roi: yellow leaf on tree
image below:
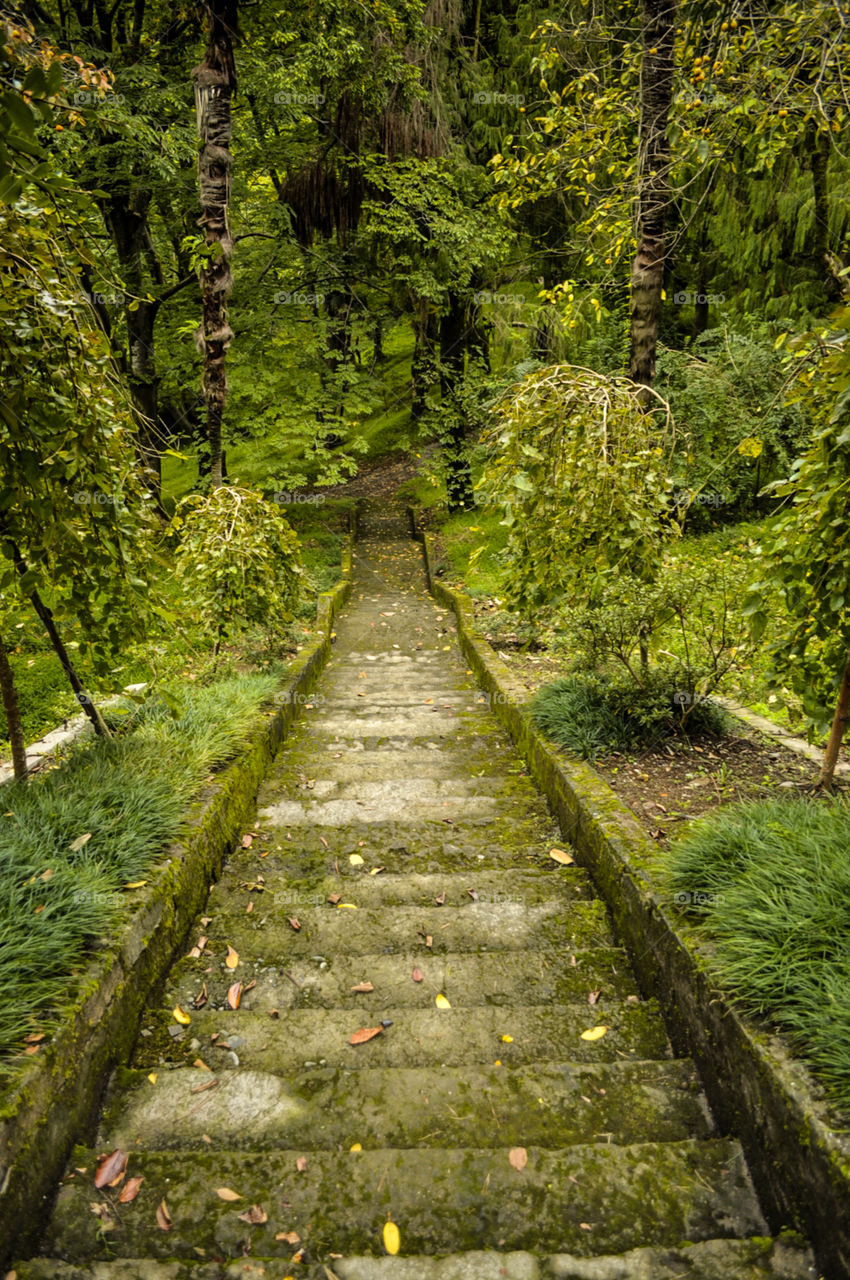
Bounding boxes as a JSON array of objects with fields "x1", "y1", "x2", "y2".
[
  {"x1": 383, "y1": 1219, "x2": 401, "y2": 1255},
  {"x1": 580, "y1": 1026, "x2": 609, "y2": 1041}
]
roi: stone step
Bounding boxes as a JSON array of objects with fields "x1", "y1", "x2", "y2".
[
  {"x1": 133, "y1": 1001, "x2": 669, "y2": 1072},
  {"x1": 165, "y1": 945, "x2": 626, "y2": 1015},
  {"x1": 256, "y1": 776, "x2": 533, "y2": 806},
  {"x1": 43, "y1": 1139, "x2": 765, "y2": 1261},
  {"x1": 268, "y1": 750, "x2": 518, "y2": 783},
  {"x1": 11, "y1": 1235, "x2": 818, "y2": 1280},
  {"x1": 174, "y1": 899, "x2": 615, "y2": 961},
  {"x1": 101, "y1": 1058, "x2": 711, "y2": 1152},
  {"x1": 208, "y1": 869, "x2": 592, "y2": 913}
]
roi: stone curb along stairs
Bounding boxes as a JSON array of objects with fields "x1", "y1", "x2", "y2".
[
  {"x1": 413, "y1": 519, "x2": 848, "y2": 1280},
  {"x1": 0, "y1": 537, "x2": 353, "y2": 1269}
]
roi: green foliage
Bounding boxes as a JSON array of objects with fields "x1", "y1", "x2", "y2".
[
  {"x1": 172, "y1": 487, "x2": 304, "y2": 649},
  {"x1": 478, "y1": 365, "x2": 679, "y2": 612},
  {"x1": 0, "y1": 672, "x2": 277, "y2": 1070},
  {"x1": 530, "y1": 670, "x2": 731, "y2": 760},
  {"x1": 664, "y1": 796, "x2": 850, "y2": 1117}
]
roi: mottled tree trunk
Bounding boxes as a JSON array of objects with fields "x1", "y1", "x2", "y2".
[
  {"x1": 808, "y1": 124, "x2": 843, "y2": 304},
  {"x1": 0, "y1": 632, "x2": 27, "y2": 780},
  {"x1": 440, "y1": 291, "x2": 474, "y2": 513},
  {"x1": 193, "y1": 0, "x2": 238, "y2": 489},
  {"x1": 819, "y1": 650, "x2": 850, "y2": 790},
  {"x1": 629, "y1": 0, "x2": 675, "y2": 397}
]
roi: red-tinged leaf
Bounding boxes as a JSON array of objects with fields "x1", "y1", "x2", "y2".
[
  {"x1": 327, "y1": 893, "x2": 342, "y2": 905},
  {"x1": 509, "y1": 1147, "x2": 528, "y2": 1171},
  {"x1": 241, "y1": 834, "x2": 253, "y2": 848},
  {"x1": 288, "y1": 917, "x2": 301, "y2": 931},
  {"x1": 94, "y1": 1149, "x2": 127, "y2": 1189},
  {"x1": 118, "y1": 1176, "x2": 145, "y2": 1204},
  {"x1": 193, "y1": 983, "x2": 208, "y2": 1010},
  {"x1": 411, "y1": 967, "x2": 424, "y2": 983},
  {"x1": 350, "y1": 981, "x2": 375, "y2": 993},
  {"x1": 23, "y1": 1032, "x2": 45, "y2": 1044},
  {"x1": 296, "y1": 1155, "x2": 309, "y2": 1172},
  {"x1": 588, "y1": 989, "x2": 602, "y2": 1005},
  {"x1": 275, "y1": 1230, "x2": 301, "y2": 1244},
  {"x1": 227, "y1": 982, "x2": 243, "y2": 1011},
  {"x1": 156, "y1": 1199, "x2": 172, "y2": 1231},
  {"x1": 215, "y1": 1187, "x2": 242, "y2": 1201},
  {"x1": 237, "y1": 1204, "x2": 268, "y2": 1225},
  {"x1": 348, "y1": 1026, "x2": 383, "y2": 1045}
]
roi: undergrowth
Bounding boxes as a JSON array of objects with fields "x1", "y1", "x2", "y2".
[{"x1": 0, "y1": 673, "x2": 276, "y2": 1073}]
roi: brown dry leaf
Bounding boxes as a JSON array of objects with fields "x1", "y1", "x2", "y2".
[
  {"x1": 237, "y1": 1204, "x2": 268, "y2": 1225},
  {"x1": 23, "y1": 1033, "x2": 45, "y2": 1044},
  {"x1": 188, "y1": 935, "x2": 208, "y2": 959},
  {"x1": 288, "y1": 916, "x2": 302, "y2": 932},
  {"x1": 275, "y1": 1230, "x2": 301, "y2": 1245},
  {"x1": 327, "y1": 893, "x2": 342, "y2": 905},
  {"x1": 69, "y1": 832, "x2": 92, "y2": 852},
  {"x1": 411, "y1": 967, "x2": 424, "y2": 983},
  {"x1": 549, "y1": 849, "x2": 575, "y2": 866},
  {"x1": 201, "y1": 916, "x2": 212, "y2": 927},
  {"x1": 156, "y1": 1199, "x2": 172, "y2": 1231},
  {"x1": 241, "y1": 833, "x2": 253, "y2": 848},
  {"x1": 190, "y1": 1078, "x2": 219, "y2": 1094},
  {"x1": 319, "y1": 836, "x2": 329, "y2": 848},
  {"x1": 434, "y1": 892, "x2": 446, "y2": 906},
  {"x1": 225, "y1": 946, "x2": 239, "y2": 970},
  {"x1": 193, "y1": 1058, "x2": 212, "y2": 1071},
  {"x1": 246, "y1": 901, "x2": 253, "y2": 914},
  {"x1": 508, "y1": 1147, "x2": 528, "y2": 1171},
  {"x1": 24, "y1": 1044, "x2": 41, "y2": 1055},
  {"x1": 350, "y1": 981, "x2": 375, "y2": 993},
  {"x1": 243, "y1": 979, "x2": 257, "y2": 993},
  {"x1": 580, "y1": 1222, "x2": 592, "y2": 1230},
  {"x1": 268, "y1": 1008, "x2": 280, "y2": 1019},
  {"x1": 467, "y1": 888, "x2": 479, "y2": 901},
  {"x1": 40, "y1": 868, "x2": 54, "y2": 880},
  {"x1": 94, "y1": 1149, "x2": 127, "y2": 1189},
  {"x1": 193, "y1": 983, "x2": 209, "y2": 1010},
  {"x1": 425, "y1": 935, "x2": 433, "y2": 949},
  {"x1": 588, "y1": 989, "x2": 602, "y2": 1006},
  {"x1": 348, "y1": 1026, "x2": 383, "y2": 1045},
  {"x1": 227, "y1": 982, "x2": 243, "y2": 1011},
  {"x1": 296, "y1": 1155, "x2": 308, "y2": 1172},
  {"x1": 215, "y1": 1187, "x2": 242, "y2": 1201},
  {"x1": 118, "y1": 1175, "x2": 145, "y2": 1204}
]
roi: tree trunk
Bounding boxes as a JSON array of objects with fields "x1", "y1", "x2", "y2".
[
  {"x1": 628, "y1": 0, "x2": 675, "y2": 397},
  {"x1": 440, "y1": 291, "x2": 474, "y2": 513},
  {"x1": 819, "y1": 649, "x2": 850, "y2": 790},
  {"x1": 411, "y1": 303, "x2": 439, "y2": 419},
  {"x1": 808, "y1": 124, "x2": 843, "y2": 304},
  {"x1": 193, "y1": 0, "x2": 238, "y2": 490},
  {"x1": 0, "y1": 632, "x2": 28, "y2": 780}
]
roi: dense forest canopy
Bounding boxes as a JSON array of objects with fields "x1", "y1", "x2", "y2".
[{"x1": 0, "y1": 0, "x2": 849, "y2": 779}]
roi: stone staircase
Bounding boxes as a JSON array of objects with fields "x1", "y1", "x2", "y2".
[{"x1": 13, "y1": 510, "x2": 816, "y2": 1280}]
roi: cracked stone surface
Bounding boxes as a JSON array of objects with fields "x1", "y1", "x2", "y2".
[{"x1": 14, "y1": 504, "x2": 817, "y2": 1279}]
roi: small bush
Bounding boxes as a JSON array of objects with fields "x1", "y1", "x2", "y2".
[
  {"x1": 530, "y1": 670, "x2": 730, "y2": 759},
  {"x1": 664, "y1": 796, "x2": 850, "y2": 1116}
]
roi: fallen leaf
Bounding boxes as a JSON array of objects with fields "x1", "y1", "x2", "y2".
[
  {"x1": 411, "y1": 967, "x2": 424, "y2": 983},
  {"x1": 500, "y1": 1034, "x2": 514, "y2": 1043},
  {"x1": 383, "y1": 1219, "x2": 401, "y2": 1255},
  {"x1": 276, "y1": 1230, "x2": 301, "y2": 1244},
  {"x1": 190, "y1": 1078, "x2": 219, "y2": 1094},
  {"x1": 296, "y1": 1156, "x2": 308, "y2": 1172},
  {"x1": 225, "y1": 945, "x2": 239, "y2": 969},
  {"x1": 118, "y1": 1176, "x2": 145, "y2": 1204},
  {"x1": 434, "y1": 892, "x2": 446, "y2": 906},
  {"x1": 172, "y1": 1005, "x2": 191, "y2": 1026},
  {"x1": 336, "y1": 902, "x2": 357, "y2": 909},
  {"x1": 215, "y1": 1187, "x2": 242, "y2": 1201},
  {"x1": 24, "y1": 1043, "x2": 40, "y2": 1055},
  {"x1": 288, "y1": 917, "x2": 302, "y2": 931},
  {"x1": 40, "y1": 869, "x2": 53, "y2": 881},
  {"x1": 424, "y1": 935, "x2": 433, "y2": 949},
  {"x1": 509, "y1": 1147, "x2": 528, "y2": 1171},
  {"x1": 588, "y1": 990, "x2": 602, "y2": 1006},
  {"x1": 349, "y1": 853, "x2": 364, "y2": 866},
  {"x1": 94, "y1": 1149, "x2": 127, "y2": 1189},
  {"x1": 124, "y1": 880, "x2": 147, "y2": 889},
  {"x1": 246, "y1": 901, "x2": 253, "y2": 914},
  {"x1": 156, "y1": 1199, "x2": 172, "y2": 1231},
  {"x1": 369, "y1": 866, "x2": 385, "y2": 875},
  {"x1": 580, "y1": 1222, "x2": 592, "y2": 1230},
  {"x1": 348, "y1": 1026, "x2": 383, "y2": 1045},
  {"x1": 319, "y1": 836, "x2": 329, "y2": 848},
  {"x1": 549, "y1": 849, "x2": 575, "y2": 866},
  {"x1": 193, "y1": 983, "x2": 209, "y2": 1010},
  {"x1": 237, "y1": 1204, "x2": 268, "y2": 1225},
  {"x1": 350, "y1": 981, "x2": 375, "y2": 993},
  {"x1": 69, "y1": 832, "x2": 92, "y2": 852},
  {"x1": 227, "y1": 982, "x2": 243, "y2": 1011},
  {"x1": 580, "y1": 1026, "x2": 609, "y2": 1041},
  {"x1": 269, "y1": 1008, "x2": 280, "y2": 1019},
  {"x1": 467, "y1": 888, "x2": 479, "y2": 901},
  {"x1": 23, "y1": 1032, "x2": 45, "y2": 1044},
  {"x1": 435, "y1": 993, "x2": 451, "y2": 1009},
  {"x1": 147, "y1": 1072, "x2": 158, "y2": 1084},
  {"x1": 349, "y1": 1143, "x2": 362, "y2": 1152},
  {"x1": 327, "y1": 893, "x2": 342, "y2": 904},
  {"x1": 241, "y1": 834, "x2": 253, "y2": 848}
]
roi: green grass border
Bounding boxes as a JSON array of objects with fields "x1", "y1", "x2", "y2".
[
  {"x1": 0, "y1": 538, "x2": 353, "y2": 1269},
  {"x1": 413, "y1": 516, "x2": 848, "y2": 1280}
]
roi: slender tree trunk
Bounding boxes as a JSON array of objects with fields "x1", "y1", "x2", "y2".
[
  {"x1": 629, "y1": 0, "x2": 675, "y2": 397},
  {"x1": 808, "y1": 124, "x2": 843, "y2": 304},
  {"x1": 193, "y1": 0, "x2": 238, "y2": 489},
  {"x1": 440, "y1": 291, "x2": 474, "y2": 513},
  {"x1": 411, "y1": 303, "x2": 439, "y2": 419},
  {"x1": 0, "y1": 632, "x2": 28, "y2": 780},
  {"x1": 819, "y1": 650, "x2": 850, "y2": 790}
]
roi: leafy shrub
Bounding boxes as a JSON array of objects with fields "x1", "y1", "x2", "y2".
[
  {"x1": 665, "y1": 796, "x2": 850, "y2": 1116},
  {"x1": 530, "y1": 670, "x2": 730, "y2": 759}
]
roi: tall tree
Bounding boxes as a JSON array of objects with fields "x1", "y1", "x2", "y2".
[
  {"x1": 193, "y1": 0, "x2": 239, "y2": 489},
  {"x1": 629, "y1": 0, "x2": 675, "y2": 396}
]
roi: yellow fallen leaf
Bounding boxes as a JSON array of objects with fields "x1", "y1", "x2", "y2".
[
  {"x1": 383, "y1": 1218, "x2": 401, "y2": 1255},
  {"x1": 349, "y1": 1142, "x2": 362, "y2": 1152},
  {"x1": 549, "y1": 849, "x2": 575, "y2": 866},
  {"x1": 225, "y1": 945, "x2": 239, "y2": 969},
  {"x1": 215, "y1": 1187, "x2": 242, "y2": 1201},
  {"x1": 349, "y1": 853, "x2": 365, "y2": 866},
  {"x1": 172, "y1": 1006, "x2": 191, "y2": 1026},
  {"x1": 500, "y1": 1034, "x2": 514, "y2": 1043},
  {"x1": 147, "y1": 1072, "x2": 158, "y2": 1084},
  {"x1": 336, "y1": 903, "x2": 358, "y2": 909},
  {"x1": 580, "y1": 1026, "x2": 609, "y2": 1041},
  {"x1": 124, "y1": 880, "x2": 148, "y2": 889},
  {"x1": 435, "y1": 994, "x2": 451, "y2": 1009}
]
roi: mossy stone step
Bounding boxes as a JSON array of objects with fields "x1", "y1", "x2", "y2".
[
  {"x1": 100, "y1": 1059, "x2": 711, "y2": 1152},
  {"x1": 165, "y1": 945, "x2": 631, "y2": 1014},
  {"x1": 175, "y1": 899, "x2": 615, "y2": 961},
  {"x1": 44, "y1": 1139, "x2": 764, "y2": 1262},
  {"x1": 133, "y1": 1001, "x2": 669, "y2": 1072}
]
